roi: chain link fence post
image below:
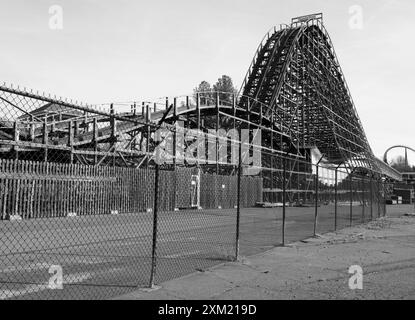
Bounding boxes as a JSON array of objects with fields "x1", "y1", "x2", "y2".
[
  {"x1": 313, "y1": 159, "x2": 324, "y2": 236},
  {"x1": 149, "y1": 164, "x2": 160, "y2": 288},
  {"x1": 361, "y1": 176, "x2": 365, "y2": 224},
  {"x1": 377, "y1": 179, "x2": 381, "y2": 218},
  {"x1": 382, "y1": 180, "x2": 386, "y2": 217},
  {"x1": 313, "y1": 164, "x2": 318, "y2": 236},
  {"x1": 350, "y1": 173, "x2": 353, "y2": 227},
  {"x1": 282, "y1": 157, "x2": 286, "y2": 246},
  {"x1": 370, "y1": 174, "x2": 373, "y2": 221},
  {"x1": 334, "y1": 166, "x2": 338, "y2": 231},
  {"x1": 235, "y1": 128, "x2": 242, "y2": 261}
]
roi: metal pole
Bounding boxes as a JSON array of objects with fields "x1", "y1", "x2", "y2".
[
  {"x1": 149, "y1": 164, "x2": 160, "y2": 288},
  {"x1": 361, "y1": 177, "x2": 365, "y2": 223},
  {"x1": 216, "y1": 92, "x2": 220, "y2": 174},
  {"x1": 383, "y1": 181, "x2": 386, "y2": 217},
  {"x1": 334, "y1": 167, "x2": 338, "y2": 231},
  {"x1": 377, "y1": 179, "x2": 381, "y2": 218},
  {"x1": 370, "y1": 174, "x2": 373, "y2": 221},
  {"x1": 312, "y1": 156, "x2": 325, "y2": 236},
  {"x1": 235, "y1": 128, "x2": 242, "y2": 261},
  {"x1": 282, "y1": 157, "x2": 286, "y2": 246},
  {"x1": 350, "y1": 173, "x2": 353, "y2": 227},
  {"x1": 145, "y1": 104, "x2": 151, "y2": 168},
  {"x1": 313, "y1": 156, "x2": 325, "y2": 236},
  {"x1": 313, "y1": 164, "x2": 319, "y2": 236}
]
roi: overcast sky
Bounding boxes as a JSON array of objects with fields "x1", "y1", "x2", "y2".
[{"x1": 0, "y1": 0, "x2": 414, "y2": 161}]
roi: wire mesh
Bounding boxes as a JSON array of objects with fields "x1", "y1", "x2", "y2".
[
  {"x1": 0, "y1": 84, "x2": 396, "y2": 300},
  {"x1": 154, "y1": 168, "x2": 240, "y2": 283},
  {"x1": 316, "y1": 166, "x2": 336, "y2": 235},
  {"x1": 284, "y1": 167, "x2": 316, "y2": 244},
  {"x1": 0, "y1": 87, "x2": 158, "y2": 299}
]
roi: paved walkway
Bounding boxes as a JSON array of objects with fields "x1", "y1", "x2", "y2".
[{"x1": 115, "y1": 212, "x2": 415, "y2": 300}]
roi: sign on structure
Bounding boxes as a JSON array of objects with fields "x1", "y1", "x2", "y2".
[{"x1": 292, "y1": 13, "x2": 323, "y2": 24}]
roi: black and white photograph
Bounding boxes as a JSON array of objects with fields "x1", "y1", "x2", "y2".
[{"x1": 0, "y1": 0, "x2": 414, "y2": 309}]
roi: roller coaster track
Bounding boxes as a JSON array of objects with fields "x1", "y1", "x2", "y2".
[
  {"x1": 384, "y1": 145, "x2": 415, "y2": 167},
  {"x1": 0, "y1": 14, "x2": 401, "y2": 181}
]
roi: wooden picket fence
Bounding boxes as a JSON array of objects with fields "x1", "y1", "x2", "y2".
[{"x1": 0, "y1": 159, "x2": 263, "y2": 220}]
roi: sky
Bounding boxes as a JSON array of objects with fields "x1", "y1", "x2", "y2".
[{"x1": 0, "y1": 0, "x2": 414, "y2": 161}]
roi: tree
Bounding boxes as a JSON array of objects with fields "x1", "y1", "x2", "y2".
[
  {"x1": 194, "y1": 76, "x2": 238, "y2": 106},
  {"x1": 213, "y1": 75, "x2": 238, "y2": 104},
  {"x1": 390, "y1": 156, "x2": 415, "y2": 172},
  {"x1": 194, "y1": 81, "x2": 213, "y2": 105}
]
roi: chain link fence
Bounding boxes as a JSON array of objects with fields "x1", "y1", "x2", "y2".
[{"x1": 0, "y1": 85, "x2": 397, "y2": 300}]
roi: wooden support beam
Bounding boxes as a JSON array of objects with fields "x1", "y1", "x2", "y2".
[
  {"x1": 110, "y1": 104, "x2": 116, "y2": 167},
  {"x1": 30, "y1": 115, "x2": 35, "y2": 141},
  {"x1": 74, "y1": 120, "x2": 79, "y2": 137},
  {"x1": 13, "y1": 121, "x2": 19, "y2": 160},
  {"x1": 93, "y1": 118, "x2": 98, "y2": 164},
  {"x1": 196, "y1": 93, "x2": 201, "y2": 165},
  {"x1": 196, "y1": 93, "x2": 201, "y2": 131},
  {"x1": 68, "y1": 120, "x2": 74, "y2": 164},
  {"x1": 42, "y1": 117, "x2": 48, "y2": 162},
  {"x1": 232, "y1": 94, "x2": 236, "y2": 115},
  {"x1": 259, "y1": 103, "x2": 263, "y2": 126},
  {"x1": 173, "y1": 98, "x2": 177, "y2": 169}
]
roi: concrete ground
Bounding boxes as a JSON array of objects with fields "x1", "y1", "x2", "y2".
[{"x1": 116, "y1": 208, "x2": 415, "y2": 300}]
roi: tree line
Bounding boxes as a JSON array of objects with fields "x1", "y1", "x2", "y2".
[{"x1": 194, "y1": 75, "x2": 238, "y2": 105}]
